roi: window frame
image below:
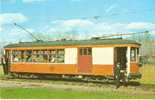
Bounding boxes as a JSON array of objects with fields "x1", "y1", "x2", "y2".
[
  {"x1": 80, "y1": 47, "x2": 92, "y2": 56},
  {"x1": 11, "y1": 49, "x2": 65, "y2": 64},
  {"x1": 130, "y1": 47, "x2": 137, "y2": 62}
]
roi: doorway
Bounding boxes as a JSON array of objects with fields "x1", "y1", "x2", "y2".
[
  {"x1": 78, "y1": 47, "x2": 92, "y2": 73},
  {"x1": 114, "y1": 47, "x2": 127, "y2": 70}
]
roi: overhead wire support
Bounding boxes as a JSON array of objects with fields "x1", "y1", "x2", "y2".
[
  {"x1": 91, "y1": 31, "x2": 149, "y2": 40},
  {"x1": 14, "y1": 23, "x2": 43, "y2": 42}
]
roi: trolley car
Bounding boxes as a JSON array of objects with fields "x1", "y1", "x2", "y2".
[{"x1": 2, "y1": 38, "x2": 142, "y2": 84}]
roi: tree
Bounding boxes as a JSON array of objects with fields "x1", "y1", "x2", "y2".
[{"x1": 128, "y1": 31, "x2": 155, "y2": 63}]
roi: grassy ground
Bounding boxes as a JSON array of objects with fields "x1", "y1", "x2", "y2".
[
  {"x1": 138, "y1": 64, "x2": 155, "y2": 85},
  {"x1": 0, "y1": 87, "x2": 155, "y2": 99},
  {"x1": 0, "y1": 64, "x2": 155, "y2": 99},
  {"x1": 0, "y1": 65, "x2": 4, "y2": 78}
]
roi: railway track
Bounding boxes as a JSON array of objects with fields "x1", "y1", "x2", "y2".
[{"x1": 0, "y1": 76, "x2": 155, "y2": 94}]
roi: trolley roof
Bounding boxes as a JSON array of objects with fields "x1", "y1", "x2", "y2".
[{"x1": 4, "y1": 38, "x2": 140, "y2": 48}]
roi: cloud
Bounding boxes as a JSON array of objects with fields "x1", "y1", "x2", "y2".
[
  {"x1": 0, "y1": 13, "x2": 33, "y2": 43},
  {"x1": 0, "y1": 27, "x2": 2, "y2": 32},
  {"x1": 8, "y1": 27, "x2": 34, "y2": 36},
  {"x1": 0, "y1": 13, "x2": 28, "y2": 25},
  {"x1": 41, "y1": 19, "x2": 155, "y2": 40},
  {"x1": 150, "y1": 31, "x2": 155, "y2": 34},
  {"x1": 39, "y1": 19, "x2": 93, "y2": 40},
  {"x1": 48, "y1": 20, "x2": 124, "y2": 35},
  {"x1": 22, "y1": 0, "x2": 47, "y2": 3},
  {"x1": 0, "y1": 26, "x2": 35, "y2": 43},
  {"x1": 48, "y1": 19, "x2": 93, "y2": 35},
  {"x1": 2, "y1": 18, "x2": 155, "y2": 43},
  {"x1": 60, "y1": 19, "x2": 93, "y2": 28},
  {"x1": 126, "y1": 22, "x2": 155, "y2": 30}
]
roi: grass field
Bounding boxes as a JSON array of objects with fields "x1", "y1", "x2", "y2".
[
  {"x1": 0, "y1": 64, "x2": 155, "y2": 99},
  {"x1": 1, "y1": 87, "x2": 155, "y2": 99},
  {"x1": 138, "y1": 64, "x2": 155, "y2": 85}
]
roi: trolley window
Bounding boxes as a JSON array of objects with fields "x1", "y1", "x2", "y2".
[
  {"x1": 11, "y1": 49, "x2": 65, "y2": 63},
  {"x1": 130, "y1": 47, "x2": 137, "y2": 61},
  {"x1": 80, "y1": 48, "x2": 92, "y2": 55},
  {"x1": 49, "y1": 49, "x2": 65, "y2": 63}
]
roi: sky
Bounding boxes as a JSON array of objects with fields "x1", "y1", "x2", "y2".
[{"x1": 0, "y1": 0, "x2": 155, "y2": 45}]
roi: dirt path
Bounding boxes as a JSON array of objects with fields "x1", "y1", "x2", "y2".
[
  {"x1": 0, "y1": 78, "x2": 155, "y2": 96},
  {"x1": 0, "y1": 79, "x2": 116, "y2": 92}
]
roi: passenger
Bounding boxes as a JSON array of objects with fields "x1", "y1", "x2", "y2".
[
  {"x1": 50, "y1": 57, "x2": 55, "y2": 63},
  {"x1": 43, "y1": 54, "x2": 48, "y2": 62},
  {"x1": 14, "y1": 57, "x2": 19, "y2": 62},
  {"x1": 36, "y1": 55, "x2": 44, "y2": 62},
  {"x1": 32, "y1": 55, "x2": 37, "y2": 62},
  {"x1": 26, "y1": 55, "x2": 32, "y2": 62}
]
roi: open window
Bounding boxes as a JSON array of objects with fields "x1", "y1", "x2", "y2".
[
  {"x1": 130, "y1": 47, "x2": 137, "y2": 62},
  {"x1": 49, "y1": 49, "x2": 65, "y2": 63},
  {"x1": 12, "y1": 50, "x2": 22, "y2": 62},
  {"x1": 32, "y1": 50, "x2": 49, "y2": 62},
  {"x1": 12, "y1": 50, "x2": 33, "y2": 62},
  {"x1": 11, "y1": 49, "x2": 65, "y2": 63}
]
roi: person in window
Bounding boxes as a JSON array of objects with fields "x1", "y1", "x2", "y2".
[
  {"x1": 50, "y1": 56, "x2": 55, "y2": 63},
  {"x1": 131, "y1": 49, "x2": 136, "y2": 61},
  {"x1": 43, "y1": 53, "x2": 48, "y2": 62},
  {"x1": 14, "y1": 56, "x2": 19, "y2": 62},
  {"x1": 26, "y1": 55, "x2": 32, "y2": 62},
  {"x1": 25, "y1": 51, "x2": 32, "y2": 62}
]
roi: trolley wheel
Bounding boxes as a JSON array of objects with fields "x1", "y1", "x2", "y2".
[{"x1": 8, "y1": 73, "x2": 16, "y2": 79}]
